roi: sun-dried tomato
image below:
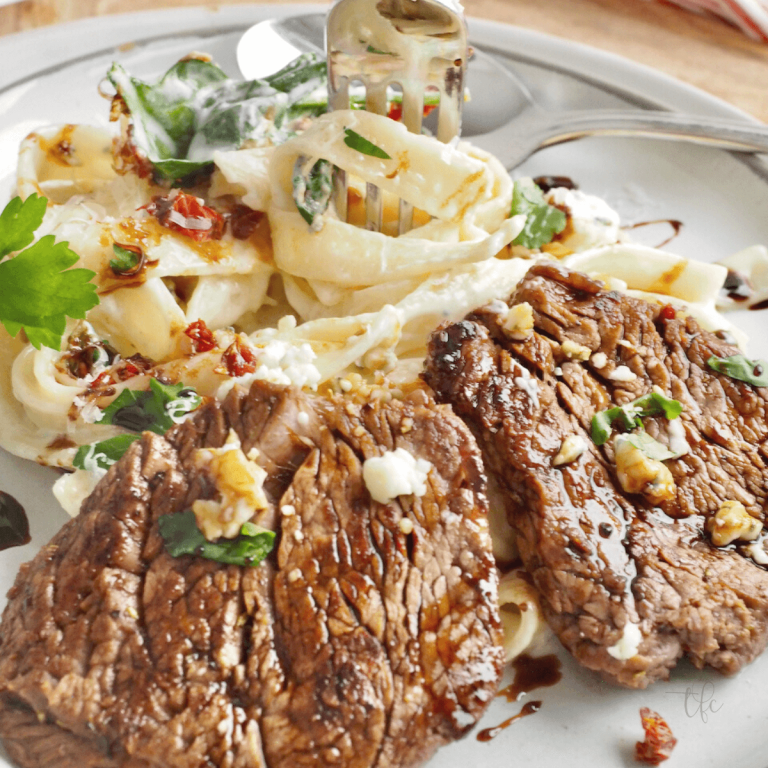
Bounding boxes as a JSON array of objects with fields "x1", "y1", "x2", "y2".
[
  {"x1": 659, "y1": 304, "x2": 677, "y2": 321},
  {"x1": 635, "y1": 708, "x2": 677, "y2": 765},
  {"x1": 229, "y1": 205, "x2": 266, "y2": 240},
  {"x1": 216, "y1": 337, "x2": 258, "y2": 378},
  {"x1": 114, "y1": 354, "x2": 155, "y2": 382},
  {"x1": 386, "y1": 102, "x2": 438, "y2": 122},
  {"x1": 144, "y1": 190, "x2": 225, "y2": 242},
  {"x1": 185, "y1": 319, "x2": 217, "y2": 354}
]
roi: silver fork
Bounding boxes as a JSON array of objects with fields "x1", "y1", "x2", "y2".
[{"x1": 326, "y1": 0, "x2": 467, "y2": 233}]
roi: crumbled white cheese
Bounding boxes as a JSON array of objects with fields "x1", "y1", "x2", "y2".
[
  {"x1": 666, "y1": 417, "x2": 689, "y2": 457},
  {"x1": 608, "y1": 365, "x2": 637, "y2": 382},
  {"x1": 744, "y1": 541, "x2": 768, "y2": 566},
  {"x1": 501, "y1": 302, "x2": 534, "y2": 341},
  {"x1": 545, "y1": 187, "x2": 621, "y2": 251},
  {"x1": 281, "y1": 504, "x2": 295, "y2": 517},
  {"x1": 513, "y1": 367, "x2": 540, "y2": 408},
  {"x1": 614, "y1": 434, "x2": 675, "y2": 503},
  {"x1": 399, "y1": 517, "x2": 414, "y2": 534},
  {"x1": 277, "y1": 314, "x2": 298, "y2": 332},
  {"x1": 561, "y1": 339, "x2": 591, "y2": 361},
  {"x1": 363, "y1": 448, "x2": 432, "y2": 504},
  {"x1": 607, "y1": 622, "x2": 642, "y2": 660},
  {"x1": 706, "y1": 500, "x2": 763, "y2": 547},
  {"x1": 591, "y1": 352, "x2": 608, "y2": 369},
  {"x1": 192, "y1": 429, "x2": 268, "y2": 540},
  {"x1": 216, "y1": 338, "x2": 321, "y2": 400},
  {"x1": 553, "y1": 435, "x2": 588, "y2": 467},
  {"x1": 554, "y1": 367, "x2": 563, "y2": 377}
]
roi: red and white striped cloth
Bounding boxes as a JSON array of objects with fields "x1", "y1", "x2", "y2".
[{"x1": 658, "y1": 0, "x2": 768, "y2": 42}]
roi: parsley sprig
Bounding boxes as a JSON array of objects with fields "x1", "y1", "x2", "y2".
[
  {"x1": 0, "y1": 195, "x2": 99, "y2": 350},
  {"x1": 510, "y1": 178, "x2": 567, "y2": 250}
]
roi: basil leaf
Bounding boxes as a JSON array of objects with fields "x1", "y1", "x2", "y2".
[
  {"x1": 343, "y1": 128, "x2": 391, "y2": 159},
  {"x1": 633, "y1": 391, "x2": 683, "y2": 421},
  {"x1": 73, "y1": 434, "x2": 141, "y2": 471},
  {"x1": 159, "y1": 510, "x2": 275, "y2": 567},
  {"x1": 292, "y1": 157, "x2": 334, "y2": 227},
  {"x1": 0, "y1": 491, "x2": 30, "y2": 551},
  {"x1": 110, "y1": 244, "x2": 141, "y2": 274},
  {"x1": 108, "y1": 53, "x2": 326, "y2": 183},
  {"x1": 98, "y1": 379, "x2": 201, "y2": 434},
  {"x1": 619, "y1": 432, "x2": 676, "y2": 461},
  {"x1": 591, "y1": 391, "x2": 683, "y2": 446},
  {"x1": 707, "y1": 354, "x2": 768, "y2": 387},
  {"x1": 591, "y1": 405, "x2": 641, "y2": 446},
  {"x1": 510, "y1": 178, "x2": 567, "y2": 250}
]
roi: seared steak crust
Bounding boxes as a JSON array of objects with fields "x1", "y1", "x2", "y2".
[
  {"x1": 0, "y1": 383, "x2": 503, "y2": 768},
  {"x1": 424, "y1": 263, "x2": 768, "y2": 688}
]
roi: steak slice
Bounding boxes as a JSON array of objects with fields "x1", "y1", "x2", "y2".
[
  {"x1": 424, "y1": 262, "x2": 768, "y2": 689},
  {"x1": 0, "y1": 382, "x2": 503, "y2": 768}
]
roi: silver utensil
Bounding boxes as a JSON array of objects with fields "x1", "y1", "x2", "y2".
[
  {"x1": 236, "y1": 13, "x2": 768, "y2": 177},
  {"x1": 325, "y1": 0, "x2": 467, "y2": 233}
]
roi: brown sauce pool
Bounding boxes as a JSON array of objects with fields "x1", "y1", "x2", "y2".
[
  {"x1": 476, "y1": 654, "x2": 562, "y2": 743},
  {"x1": 0, "y1": 492, "x2": 30, "y2": 551},
  {"x1": 476, "y1": 701, "x2": 542, "y2": 742},
  {"x1": 497, "y1": 653, "x2": 563, "y2": 702}
]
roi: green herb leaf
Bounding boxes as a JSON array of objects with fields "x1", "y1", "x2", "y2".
[
  {"x1": 343, "y1": 128, "x2": 392, "y2": 159},
  {"x1": 98, "y1": 379, "x2": 201, "y2": 434},
  {"x1": 110, "y1": 244, "x2": 141, "y2": 274},
  {"x1": 0, "y1": 197, "x2": 99, "y2": 350},
  {"x1": 158, "y1": 510, "x2": 275, "y2": 567},
  {"x1": 0, "y1": 194, "x2": 47, "y2": 258},
  {"x1": 73, "y1": 434, "x2": 142, "y2": 471},
  {"x1": 510, "y1": 178, "x2": 567, "y2": 250},
  {"x1": 108, "y1": 53, "x2": 326, "y2": 183},
  {"x1": 618, "y1": 432, "x2": 676, "y2": 461},
  {"x1": 0, "y1": 491, "x2": 30, "y2": 551},
  {"x1": 591, "y1": 391, "x2": 683, "y2": 446},
  {"x1": 707, "y1": 354, "x2": 768, "y2": 387},
  {"x1": 292, "y1": 157, "x2": 334, "y2": 227}
]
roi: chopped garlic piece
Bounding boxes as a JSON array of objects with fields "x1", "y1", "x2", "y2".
[
  {"x1": 363, "y1": 447, "x2": 432, "y2": 504},
  {"x1": 502, "y1": 302, "x2": 534, "y2": 341},
  {"x1": 706, "y1": 500, "x2": 762, "y2": 547},
  {"x1": 591, "y1": 352, "x2": 608, "y2": 369},
  {"x1": 192, "y1": 429, "x2": 268, "y2": 540},
  {"x1": 607, "y1": 622, "x2": 642, "y2": 660},
  {"x1": 553, "y1": 435, "x2": 588, "y2": 467},
  {"x1": 561, "y1": 339, "x2": 591, "y2": 361},
  {"x1": 614, "y1": 434, "x2": 675, "y2": 503}
]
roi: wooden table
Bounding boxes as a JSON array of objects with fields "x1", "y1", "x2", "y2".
[{"x1": 1, "y1": 0, "x2": 767, "y2": 122}]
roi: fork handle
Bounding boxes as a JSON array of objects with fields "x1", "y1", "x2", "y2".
[{"x1": 479, "y1": 108, "x2": 768, "y2": 170}]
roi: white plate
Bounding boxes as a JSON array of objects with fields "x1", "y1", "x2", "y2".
[{"x1": 1, "y1": 6, "x2": 767, "y2": 768}]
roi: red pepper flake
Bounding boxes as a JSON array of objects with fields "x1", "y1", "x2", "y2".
[
  {"x1": 635, "y1": 708, "x2": 677, "y2": 765},
  {"x1": 144, "y1": 190, "x2": 225, "y2": 242},
  {"x1": 660, "y1": 304, "x2": 677, "y2": 321},
  {"x1": 215, "y1": 337, "x2": 259, "y2": 378},
  {"x1": 114, "y1": 354, "x2": 155, "y2": 382},
  {"x1": 185, "y1": 319, "x2": 217, "y2": 354}
]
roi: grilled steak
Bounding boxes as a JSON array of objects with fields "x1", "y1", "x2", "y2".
[
  {"x1": 424, "y1": 263, "x2": 768, "y2": 688},
  {"x1": 0, "y1": 382, "x2": 503, "y2": 768}
]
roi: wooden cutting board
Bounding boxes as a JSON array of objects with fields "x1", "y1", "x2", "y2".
[{"x1": 1, "y1": 0, "x2": 767, "y2": 121}]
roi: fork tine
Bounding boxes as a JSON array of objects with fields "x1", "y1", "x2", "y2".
[{"x1": 365, "y1": 82, "x2": 388, "y2": 231}]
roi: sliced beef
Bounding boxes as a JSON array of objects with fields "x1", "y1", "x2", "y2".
[
  {"x1": 424, "y1": 262, "x2": 768, "y2": 688},
  {"x1": 0, "y1": 382, "x2": 503, "y2": 768}
]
